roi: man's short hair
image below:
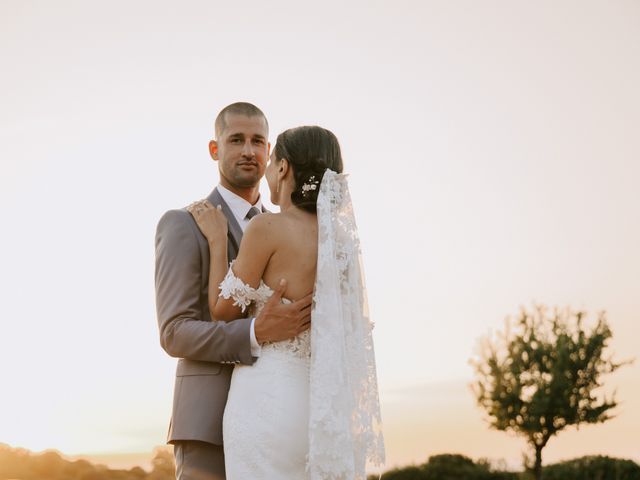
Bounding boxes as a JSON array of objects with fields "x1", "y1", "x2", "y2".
[{"x1": 215, "y1": 102, "x2": 268, "y2": 139}]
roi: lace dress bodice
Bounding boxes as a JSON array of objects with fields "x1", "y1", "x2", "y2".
[{"x1": 218, "y1": 264, "x2": 311, "y2": 360}]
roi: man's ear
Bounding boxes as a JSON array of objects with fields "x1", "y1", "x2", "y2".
[{"x1": 209, "y1": 140, "x2": 219, "y2": 161}]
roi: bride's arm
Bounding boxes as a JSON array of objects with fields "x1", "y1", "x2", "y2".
[
  {"x1": 213, "y1": 214, "x2": 276, "y2": 321},
  {"x1": 188, "y1": 200, "x2": 277, "y2": 322},
  {"x1": 187, "y1": 200, "x2": 229, "y2": 320}
]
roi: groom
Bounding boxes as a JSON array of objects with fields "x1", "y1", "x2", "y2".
[{"x1": 154, "y1": 102, "x2": 312, "y2": 480}]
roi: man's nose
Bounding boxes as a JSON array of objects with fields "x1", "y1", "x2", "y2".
[{"x1": 241, "y1": 140, "x2": 255, "y2": 157}]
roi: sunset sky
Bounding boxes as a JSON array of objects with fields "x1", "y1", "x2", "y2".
[{"x1": 1, "y1": 0, "x2": 638, "y2": 472}]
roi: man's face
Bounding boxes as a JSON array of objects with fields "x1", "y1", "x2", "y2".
[{"x1": 211, "y1": 113, "x2": 269, "y2": 190}]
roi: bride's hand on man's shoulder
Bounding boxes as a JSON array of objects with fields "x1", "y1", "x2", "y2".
[{"x1": 186, "y1": 200, "x2": 228, "y2": 243}]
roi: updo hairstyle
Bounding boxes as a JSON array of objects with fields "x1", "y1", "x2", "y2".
[{"x1": 273, "y1": 126, "x2": 344, "y2": 213}]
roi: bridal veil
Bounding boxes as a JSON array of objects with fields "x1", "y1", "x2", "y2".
[{"x1": 308, "y1": 169, "x2": 385, "y2": 479}]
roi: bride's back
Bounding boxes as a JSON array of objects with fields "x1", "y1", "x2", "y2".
[
  {"x1": 257, "y1": 124, "x2": 343, "y2": 301},
  {"x1": 259, "y1": 209, "x2": 318, "y2": 302}
]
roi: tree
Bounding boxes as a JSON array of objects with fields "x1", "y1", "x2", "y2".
[
  {"x1": 147, "y1": 447, "x2": 175, "y2": 480},
  {"x1": 32, "y1": 450, "x2": 65, "y2": 478},
  {"x1": 470, "y1": 304, "x2": 632, "y2": 480}
]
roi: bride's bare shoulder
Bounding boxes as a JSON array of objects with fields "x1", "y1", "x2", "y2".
[
  {"x1": 244, "y1": 212, "x2": 286, "y2": 240},
  {"x1": 244, "y1": 210, "x2": 312, "y2": 245}
]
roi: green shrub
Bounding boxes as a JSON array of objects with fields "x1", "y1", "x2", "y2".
[
  {"x1": 377, "y1": 465, "x2": 425, "y2": 479},
  {"x1": 422, "y1": 454, "x2": 489, "y2": 479},
  {"x1": 372, "y1": 454, "x2": 519, "y2": 480},
  {"x1": 542, "y1": 455, "x2": 640, "y2": 480}
]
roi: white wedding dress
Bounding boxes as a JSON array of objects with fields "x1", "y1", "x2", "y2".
[
  {"x1": 221, "y1": 170, "x2": 385, "y2": 480},
  {"x1": 221, "y1": 270, "x2": 312, "y2": 478}
]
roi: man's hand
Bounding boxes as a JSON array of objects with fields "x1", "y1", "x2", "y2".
[{"x1": 254, "y1": 279, "x2": 313, "y2": 344}]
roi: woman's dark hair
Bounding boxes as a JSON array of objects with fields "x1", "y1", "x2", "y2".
[{"x1": 273, "y1": 126, "x2": 344, "y2": 213}]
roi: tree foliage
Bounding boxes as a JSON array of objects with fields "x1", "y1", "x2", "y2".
[{"x1": 0, "y1": 444, "x2": 175, "y2": 480}]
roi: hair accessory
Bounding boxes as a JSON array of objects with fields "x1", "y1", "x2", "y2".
[{"x1": 301, "y1": 175, "x2": 320, "y2": 196}]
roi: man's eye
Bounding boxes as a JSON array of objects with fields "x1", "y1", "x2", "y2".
[
  {"x1": 231, "y1": 138, "x2": 241, "y2": 144},
  {"x1": 253, "y1": 139, "x2": 265, "y2": 145}
]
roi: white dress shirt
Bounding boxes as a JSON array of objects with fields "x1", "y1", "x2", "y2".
[{"x1": 217, "y1": 184, "x2": 263, "y2": 357}]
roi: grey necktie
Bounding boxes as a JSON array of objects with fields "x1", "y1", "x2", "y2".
[{"x1": 245, "y1": 206, "x2": 261, "y2": 220}]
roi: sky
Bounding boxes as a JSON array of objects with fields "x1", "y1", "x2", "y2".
[{"x1": 1, "y1": 0, "x2": 639, "y2": 472}]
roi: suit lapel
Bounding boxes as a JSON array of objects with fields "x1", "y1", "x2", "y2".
[{"x1": 207, "y1": 187, "x2": 243, "y2": 262}]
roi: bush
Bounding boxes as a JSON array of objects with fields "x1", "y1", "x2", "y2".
[
  {"x1": 373, "y1": 454, "x2": 519, "y2": 480},
  {"x1": 377, "y1": 465, "x2": 424, "y2": 479},
  {"x1": 543, "y1": 455, "x2": 640, "y2": 480}
]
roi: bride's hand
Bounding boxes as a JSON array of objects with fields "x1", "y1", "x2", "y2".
[{"x1": 187, "y1": 200, "x2": 228, "y2": 244}]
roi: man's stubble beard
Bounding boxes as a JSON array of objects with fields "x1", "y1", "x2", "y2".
[{"x1": 222, "y1": 168, "x2": 263, "y2": 190}]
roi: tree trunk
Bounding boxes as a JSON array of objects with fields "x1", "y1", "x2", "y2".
[{"x1": 533, "y1": 445, "x2": 543, "y2": 480}]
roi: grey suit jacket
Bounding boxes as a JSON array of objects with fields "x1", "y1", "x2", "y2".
[{"x1": 154, "y1": 187, "x2": 259, "y2": 445}]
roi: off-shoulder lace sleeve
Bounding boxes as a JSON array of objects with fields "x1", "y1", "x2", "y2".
[{"x1": 218, "y1": 261, "x2": 259, "y2": 313}]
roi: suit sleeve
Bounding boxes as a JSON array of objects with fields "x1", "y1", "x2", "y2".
[{"x1": 154, "y1": 209, "x2": 255, "y2": 365}]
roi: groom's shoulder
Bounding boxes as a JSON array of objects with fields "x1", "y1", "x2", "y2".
[
  {"x1": 156, "y1": 206, "x2": 198, "y2": 237},
  {"x1": 158, "y1": 206, "x2": 191, "y2": 224}
]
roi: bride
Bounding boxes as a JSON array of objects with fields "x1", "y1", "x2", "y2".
[{"x1": 187, "y1": 126, "x2": 385, "y2": 479}]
